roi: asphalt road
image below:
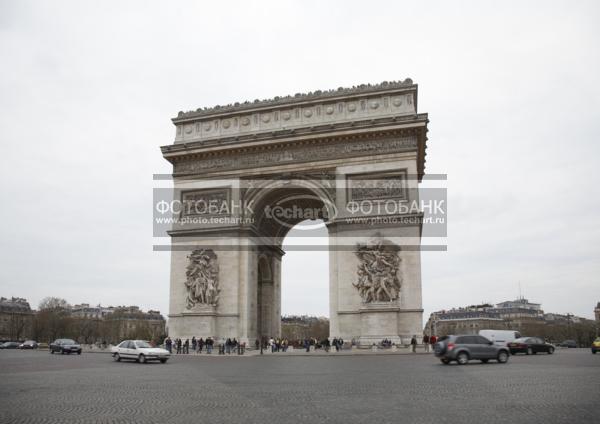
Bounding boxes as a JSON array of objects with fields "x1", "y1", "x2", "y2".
[{"x1": 0, "y1": 348, "x2": 598, "y2": 424}]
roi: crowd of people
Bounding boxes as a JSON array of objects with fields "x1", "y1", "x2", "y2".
[
  {"x1": 253, "y1": 337, "x2": 347, "y2": 352},
  {"x1": 163, "y1": 336, "x2": 246, "y2": 355},
  {"x1": 162, "y1": 334, "x2": 440, "y2": 354}
]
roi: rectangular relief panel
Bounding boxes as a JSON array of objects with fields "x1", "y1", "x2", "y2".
[
  {"x1": 179, "y1": 187, "x2": 231, "y2": 217},
  {"x1": 346, "y1": 170, "x2": 408, "y2": 203}
]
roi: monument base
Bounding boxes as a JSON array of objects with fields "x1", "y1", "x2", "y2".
[
  {"x1": 169, "y1": 306, "x2": 218, "y2": 340},
  {"x1": 354, "y1": 304, "x2": 423, "y2": 346}
]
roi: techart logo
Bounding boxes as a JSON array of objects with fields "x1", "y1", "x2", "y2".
[{"x1": 263, "y1": 194, "x2": 337, "y2": 230}]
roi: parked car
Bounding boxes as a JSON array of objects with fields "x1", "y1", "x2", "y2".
[
  {"x1": 0, "y1": 341, "x2": 19, "y2": 349},
  {"x1": 111, "y1": 340, "x2": 170, "y2": 364},
  {"x1": 49, "y1": 339, "x2": 82, "y2": 355},
  {"x1": 478, "y1": 329, "x2": 521, "y2": 347},
  {"x1": 558, "y1": 340, "x2": 578, "y2": 348},
  {"x1": 507, "y1": 337, "x2": 554, "y2": 355},
  {"x1": 19, "y1": 340, "x2": 38, "y2": 349},
  {"x1": 434, "y1": 335, "x2": 510, "y2": 365},
  {"x1": 591, "y1": 337, "x2": 600, "y2": 354}
]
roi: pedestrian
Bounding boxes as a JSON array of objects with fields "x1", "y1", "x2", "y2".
[
  {"x1": 410, "y1": 335, "x2": 417, "y2": 353},
  {"x1": 430, "y1": 334, "x2": 437, "y2": 349},
  {"x1": 423, "y1": 334, "x2": 430, "y2": 352},
  {"x1": 192, "y1": 336, "x2": 197, "y2": 352},
  {"x1": 184, "y1": 338, "x2": 189, "y2": 354},
  {"x1": 198, "y1": 337, "x2": 204, "y2": 354},
  {"x1": 176, "y1": 338, "x2": 182, "y2": 354},
  {"x1": 164, "y1": 337, "x2": 172, "y2": 354},
  {"x1": 206, "y1": 337, "x2": 213, "y2": 354}
]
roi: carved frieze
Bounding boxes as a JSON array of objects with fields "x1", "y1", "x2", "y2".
[
  {"x1": 174, "y1": 136, "x2": 417, "y2": 176},
  {"x1": 184, "y1": 249, "x2": 220, "y2": 308},
  {"x1": 353, "y1": 238, "x2": 401, "y2": 303}
]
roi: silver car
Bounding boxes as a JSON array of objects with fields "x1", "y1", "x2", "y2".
[{"x1": 111, "y1": 340, "x2": 170, "y2": 364}]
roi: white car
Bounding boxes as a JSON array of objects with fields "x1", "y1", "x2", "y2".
[
  {"x1": 478, "y1": 330, "x2": 521, "y2": 347},
  {"x1": 111, "y1": 340, "x2": 170, "y2": 364}
]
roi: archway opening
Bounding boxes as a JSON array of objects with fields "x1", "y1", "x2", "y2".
[
  {"x1": 280, "y1": 219, "x2": 330, "y2": 341},
  {"x1": 250, "y1": 182, "x2": 333, "y2": 343}
]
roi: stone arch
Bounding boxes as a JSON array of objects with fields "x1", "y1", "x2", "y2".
[
  {"x1": 244, "y1": 176, "x2": 335, "y2": 244},
  {"x1": 163, "y1": 81, "x2": 429, "y2": 346},
  {"x1": 249, "y1": 181, "x2": 332, "y2": 341}
]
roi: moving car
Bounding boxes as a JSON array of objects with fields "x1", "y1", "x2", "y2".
[
  {"x1": 478, "y1": 329, "x2": 521, "y2": 347},
  {"x1": 111, "y1": 340, "x2": 170, "y2": 364},
  {"x1": 434, "y1": 335, "x2": 510, "y2": 365},
  {"x1": 507, "y1": 337, "x2": 554, "y2": 355},
  {"x1": 558, "y1": 340, "x2": 578, "y2": 348},
  {"x1": 49, "y1": 339, "x2": 82, "y2": 355},
  {"x1": 19, "y1": 340, "x2": 38, "y2": 349},
  {"x1": 0, "y1": 341, "x2": 19, "y2": 349},
  {"x1": 591, "y1": 337, "x2": 600, "y2": 354}
]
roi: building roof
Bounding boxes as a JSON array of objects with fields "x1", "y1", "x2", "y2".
[{"x1": 0, "y1": 297, "x2": 32, "y2": 313}]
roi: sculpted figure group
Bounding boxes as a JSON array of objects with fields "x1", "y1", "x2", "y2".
[
  {"x1": 184, "y1": 249, "x2": 220, "y2": 308},
  {"x1": 353, "y1": 239, "x2": 402, "y2": 303}
]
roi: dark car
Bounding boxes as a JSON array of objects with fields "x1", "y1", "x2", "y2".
[
  {"x1": 19, "y1": 340, "x2": 38, "y2": 349},
  {"x1": 49, "y1": 339, "x2": 82, "y2": 355},
  {"x1": 434, "y1": 335, "x2": 510, "y2": 365},
  {"x1": 0, "y1": 341, "x2": 19, "y2": 349},
  {"x1": 508, "y1": 337, "x2": 555, "y2": 355},
  {"x1": 558, "y1": 340, "x2": 578, "y2": 348}
]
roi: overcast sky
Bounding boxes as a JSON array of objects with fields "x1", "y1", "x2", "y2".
[{"x1": 1, "y1": 1, "x2": 598, "y2": 322}]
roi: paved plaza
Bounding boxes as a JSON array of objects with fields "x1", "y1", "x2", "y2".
[{"x1": 1, "y1": 349, "x2": 598, "y2": 423}]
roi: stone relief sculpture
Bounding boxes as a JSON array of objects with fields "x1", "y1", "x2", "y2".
[
  {"x1": 184, "y1": 249, "x2": 220, "y2": 308},
  {"x1": 348, "y1": 173, "x2": 407, "y2": 201},
  {"x1": 174, "y1": 136, "x2": 417, "y2": 174},
  {"x1": 353, "y1": 239, "x2": 401, "y2": 303}
]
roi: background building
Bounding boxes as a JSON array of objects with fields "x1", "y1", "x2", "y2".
[
  {"x1": 426, "y1": 297, "x2": 597, "y2": 345},
  {"x1": 281, "y1": 315, "x2": 329, "y2": 341},
  {"x1": 0, "y1": 297, "x2": 34, "y2": 341},
  {"x1": 104, "y1": 306, "x2": 166, "y2": 342},
  {"x1": 70, "y1": 303, "x2": 115, "y2": 319},
  {"x1": 424, "y1": 304, "x2": 506, "y2": 337},
  {"x1": 1, "y1": 295, "x2": 166, "y2": 344}
]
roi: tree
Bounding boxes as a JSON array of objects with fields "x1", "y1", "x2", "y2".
[
  {"x1": 8, "y1": 313, "x2": 28, "y2": 340},
  {"x1": 38, "y1": 297, "x2": 70, "y2": 311},
  {"x1": 35, "y1": 297, "x2": 72, "y2": 343}
]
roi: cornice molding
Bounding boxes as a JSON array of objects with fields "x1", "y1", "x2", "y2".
[{"x1": 173, "y1": 79, "x2": 415, "y2": 121}]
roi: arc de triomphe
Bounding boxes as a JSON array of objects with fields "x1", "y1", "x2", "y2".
[{"x1": 160, "y1": 79, "x2": 429, "y2": 345}]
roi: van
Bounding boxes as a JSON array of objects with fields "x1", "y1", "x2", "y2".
[{"x1": 478, "y1": 329, "x2": 521, "y2": 346}]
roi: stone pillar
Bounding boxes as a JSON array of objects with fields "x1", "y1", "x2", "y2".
[
  {"x1": 328, "y1": 158, "x2": 424, "y2": 345},
  {"x1": 167, "y1": 236, "x2": 245, "y2": 341}
]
